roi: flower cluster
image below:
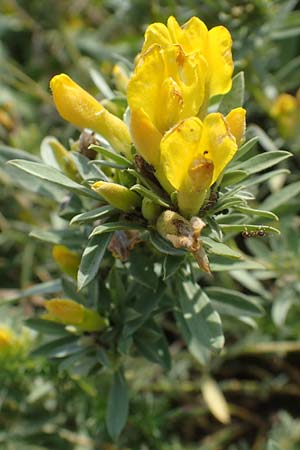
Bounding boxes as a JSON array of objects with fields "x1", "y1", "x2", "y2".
[{"x1": 50, "y1": 16, "x2": 246, "y2": 258}]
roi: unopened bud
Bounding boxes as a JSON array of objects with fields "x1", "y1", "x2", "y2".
[
  {"x1": 92, "y1": 181, "x2": 141, "y2": 212},
  {"x1": 112, "y1": 64, "x2": 129, "y2": 94},
  {"x1": 43, "y1": 137, "x2": 81, "y2": 182},
  {"x1": 141, "y1": 198, "x2": 163, "y2": 223},
  {"x1": 52, "y1": 245, "x2": 80, "y2": 279},
  {"x1": 50, "y1": 74, "x2": 132, "y2": 158},
  {"x1": 44, "y1": 298, "x2": 108, "y2": 332}
]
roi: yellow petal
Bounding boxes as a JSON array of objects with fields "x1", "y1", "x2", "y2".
[
  {"x1": 169, "y1": 16, "x2": 208, "y2": 54},
  {"x1": 141, "y1": 22, "x2": 171, "y2": 53},
  {"x1": 158, "y1": 117, "x2": 203, "y2": 192},
  {"x1": 207, "y1": 26, "x2": 233, "y2": 96},
  {"x1": 200, "y1": 113, "x2": 237, "y2": 184},
  {"x1": 129, "y1": 108, "x2": 162, "y2": 167},
  {"x1": 128, "y1": 45, "x2": 206, "y2": 138},
  {"x1": 226, "y1": 107, "x2": 246, "y2": 146},
  {"x1": 128, "y1": 45, "x2": 165, "y2": 132},
  {"x1": 50, "y1": 74, "x2": 131, "y2": 157}
]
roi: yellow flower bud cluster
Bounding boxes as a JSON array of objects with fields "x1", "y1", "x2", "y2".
[{"x1": 49, "y1": 16, "x2": 246, "y2": 221}]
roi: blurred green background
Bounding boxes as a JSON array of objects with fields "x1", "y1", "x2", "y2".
[{"x1": 1, "y1": 1, "x2": 300, "y2": 449}]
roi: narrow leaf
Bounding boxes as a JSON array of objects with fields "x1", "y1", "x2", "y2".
[
  {"x1": 78, "y1": 233, "x2": 112, "y2": 290},
  {"x1": 106, "y1": 370, "x2": 129, "y2": 441},
  {"x1": 7, "y1": 159, "x2": 99, "y2": 199},
  {"x1": 219, "y1": 72, "x2": 244, "y2": 114}
]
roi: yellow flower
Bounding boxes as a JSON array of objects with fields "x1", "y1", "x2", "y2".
[
  {"x1": 52, "y1": 245, "x2": 80, "y2": 279},
  {"x1": 141, "y1": 16, "x2": 233, "y2": 98},
  {"x1": 50, "y1": 74, "x2": 132, "y2": 158},
  {"x1": 157, "y1": 108, "x2": 246, "y2": 216},
  {"x1": 271, "y1": 93, "x2": 299, "y2": 139},
  {"x1": 44, "y1": 298, "x2": 108, "y2": 332},
  {"x1": 128, "y1": 44, "x2": 207, "y2": 166},
  {"x1": 0, "y1": 327, "x2": 15, "y2": 350}
]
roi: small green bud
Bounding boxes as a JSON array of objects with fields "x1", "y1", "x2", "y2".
[
  {"x1": 141, "y1": 198, "x2": 163, "y2": 223},
  {"x1": 92, "y1": 181, "x2": 141, "y2": 212}
]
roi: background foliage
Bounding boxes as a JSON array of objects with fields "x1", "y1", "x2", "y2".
[{"x1": 1, "y1": 1, "x2": 300, "y2": 449}]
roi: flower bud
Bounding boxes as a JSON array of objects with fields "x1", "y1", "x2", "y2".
[
  {"x1": 141, "y1": 198, "x2": 163, "y2": 223},
  {"x1": 43, "y1": 137, "x2": 81, "y2": 182},
  {"x1": 112, "y1": 64, "x2": 129, "y2": 94},
  {"x1": 92, "y1": 181, "x2": 141, "y2": 212},
  {"x1": 52, "y1": 245, "x2": 80, "y2": 279},
  {"x1": 44, "y1": 298, "x2": 108, "y2": 332},
  {"x1": 50, "y1": 74, "x2": 132, "y2": 158}
]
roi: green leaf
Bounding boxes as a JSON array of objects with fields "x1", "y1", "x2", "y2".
[
  {"x1": 7, "y1": 159, "x2": 99, "y2": 199},
  {"x1": 247, "y1": 125, "x2": 279, "y2": 151},
  {"x1": 89, "y1": 144, "x2": 132, "y2": 167},
  {"x1": 276, "y1": 55, "x2": 300, "y2": 90},
  {"x1": 106, "y1": 370, "x2": 129, "y2": 441},
  {"x1": 130, "y1": 184, "x2": 171, "y2": 208},
  {"x1": 163, "y1": 255, "x2": 184, "y2": 280},
  {"x1": 177, "y1": 281, "x2": 224, "y2": 353},
  {"x1": 89, "y1": 67, "x2": 114, "y2": 99},
  {"x1": 219, "y1": 224, "x2": 280, "y2": 235},
  {"x1": 30, "y1": 229, "x2": 85, "y2": 247},
  {"x1": 218, "y1": 72, "x2": 244, "y2": 114},
  {"x1": 134, "y1": 320, "x2": 171, "y2": 370},
  {"x1": 90, "y1": 221, "x2": 144, "y2": 237},
  {"x1": 221, "y1": 170, "x2": 247, "y2": 187},
  {"x1": 0, "y1": 144, "x2": 40, "y2": 162},
  {"x1": 205, "y1": 288, "x2": 263, "y2": 318},
  {"x1": 123, "y1": 284, "x2": 165, "y2": 337},
  {"x1": 260, "y1": 181, "x2": 300, "y2": 211},
  {"x1": 25, "y1": 318, "x2": 69, "y2": 335},
  {"x1": 70, "y1": 205, "x2": 115, "y2": 225},
  {"x1": 31, "y1": 336, "x2": 81, "y2": 358},
  {"x1": 234, "y1": 206, "x2": 278, "y2": 221},
  {"x1": 71, "y1": 152, "x2": 107, "y2": 180},
  {"x1": 175, "y1": 311, "x2": 211, "y2": 365},
  {"x1": 59, "y1": 353, "x2": 97, "y2": 377},
  {"x1": 129, "y1": 251, "x2": 158, "y2": 291},
  {"x1": 0, "y1": 279, "x2": 62, "y2": 305},
  {"x1": 231, "y1": 137, "x2": 258, "y2": 163},
  {"x1": 89, "y1": 159, "x2": 128, "y2": 170},
  {"x1": 201, "y1": 237, "x2": 241, "y2": 259},
  {"x1": 237, "y1": 151, "x2": 291, "y2": 175},
  {"x1": 61, "y1": 277, "x2": 86, "y2": 304},
  {"x1": 241, "y1": 168, "x2": 290, "y2": 188},
  {"x1": 77, "y1": 233, "x2": 112, "y2": 290},
  {"x1": 149, "y1": 231, "x2": 187, "y2": 256},
  {"x1": 209, "y1": 256, "x2": 266, "y2": 272}
]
